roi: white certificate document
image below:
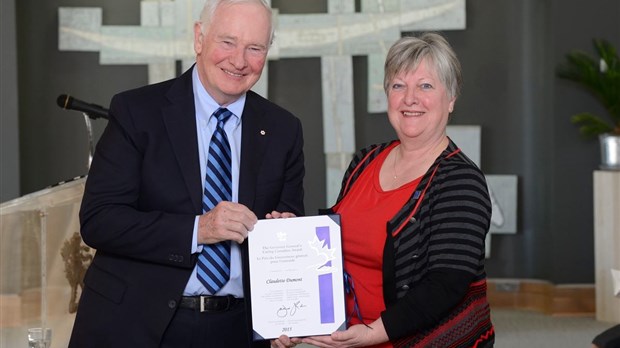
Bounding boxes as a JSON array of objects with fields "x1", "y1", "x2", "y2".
[{"x1": 248, "y1": 215, "x2": 346, "y2": 340}]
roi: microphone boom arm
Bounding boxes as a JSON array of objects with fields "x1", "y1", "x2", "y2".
[{"x1": 56, "y1": 94, "x2": 108, "y2": 169}]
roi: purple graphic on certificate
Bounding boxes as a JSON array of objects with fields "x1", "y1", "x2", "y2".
[
  {"x1": 315, "y1": 226, "x2": 333, "y2": 268},
  {"x1": 316, "y1": 226, "x2": 335, "y2": 323}
]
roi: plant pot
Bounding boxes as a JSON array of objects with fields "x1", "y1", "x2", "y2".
[{"x1": 599, "y1": 133, "x2": 620, "y2": 170}]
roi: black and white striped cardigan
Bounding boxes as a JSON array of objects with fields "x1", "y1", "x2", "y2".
[{"x1": 324, "y1": 139, "x2": 495, "y2": 348}]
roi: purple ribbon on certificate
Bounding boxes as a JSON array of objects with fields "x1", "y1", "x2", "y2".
[{"x1": 316, "y1": 226, "x2": 335, "y2": 323}]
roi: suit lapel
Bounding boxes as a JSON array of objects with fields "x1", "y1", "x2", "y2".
[
  {"x1": 238, "y1": 92, "x2": 269, "y2": 345},
  {"x1": 162, "y1": 69, "x2": 203, "y2": 213},
  {"x1": 238, "y1": 91, "x2": 268, "y2": 210}
]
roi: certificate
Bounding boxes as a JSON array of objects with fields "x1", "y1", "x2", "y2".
[{"x1": 248, "y1": 215, "x2": 346, "y2": 340}]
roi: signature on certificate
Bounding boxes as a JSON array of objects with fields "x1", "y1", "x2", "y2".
[{"x1": 276, "y1": 301, "x2": 307, "y2": 317}]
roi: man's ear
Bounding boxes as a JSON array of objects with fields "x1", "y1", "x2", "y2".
[{"x1": 193, "y1": 22, "x2": 204, "y2": 54}]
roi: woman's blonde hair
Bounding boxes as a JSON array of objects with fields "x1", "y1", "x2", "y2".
[{"x1": 383, "y1": 32, "x2": 462, "y2": 99}]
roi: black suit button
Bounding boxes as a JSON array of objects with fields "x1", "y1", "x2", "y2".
[{"x1": 168, "y1": 300, "x2": 177, "y2": 309}]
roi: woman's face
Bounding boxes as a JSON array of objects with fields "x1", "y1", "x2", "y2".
[{"x1": 386, "y1": 58, "x2": 455, "y2": 145}]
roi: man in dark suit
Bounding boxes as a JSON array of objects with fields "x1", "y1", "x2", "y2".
[{"x1": 68, "y1": 0, "x2": 304, "y2": 347}]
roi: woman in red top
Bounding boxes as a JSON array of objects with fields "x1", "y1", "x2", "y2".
[{"x1": 274, "y1": 32, "x2": 494, "y2": 348}]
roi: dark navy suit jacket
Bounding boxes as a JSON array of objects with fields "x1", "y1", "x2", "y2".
[{"x1": 69, "y1": 67, "x2": 305, "y2": 347}]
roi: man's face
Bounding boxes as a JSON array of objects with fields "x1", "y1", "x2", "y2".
[{"x1": 194, "y1": 2, "x2": 270, "y2": 106}]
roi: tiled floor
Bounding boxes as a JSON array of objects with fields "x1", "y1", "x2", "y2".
[{"x1": 492, "y1": 308, "x2": 615, "y2": 348}]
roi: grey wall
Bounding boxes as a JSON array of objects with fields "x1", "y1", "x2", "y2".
[
  {"x1": 5, "y1": 0, "x2": 620, "y2": 284},
  {"x1": 548, "y1": 1, "x2": 620, "y2": 283},
  {"x1": 1, "y1": 0, "x2": 20, "y2": 202}
]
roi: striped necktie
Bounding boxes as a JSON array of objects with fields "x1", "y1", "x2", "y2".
[{"x1": 197, "y1": 108, "x2": 232, "y2": 293}]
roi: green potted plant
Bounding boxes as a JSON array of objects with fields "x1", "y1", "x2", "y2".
[{"x1": 557, "y1": 39, "x2": 620, "y2": 170}]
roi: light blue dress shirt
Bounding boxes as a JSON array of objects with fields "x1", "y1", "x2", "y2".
[{"x1": 183, "y1": 66, "x2": 245, "y2": 297}]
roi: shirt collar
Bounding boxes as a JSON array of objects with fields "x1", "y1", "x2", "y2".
[{"x1": 192, "y1": 66, "x2": 244, "y2": 126}]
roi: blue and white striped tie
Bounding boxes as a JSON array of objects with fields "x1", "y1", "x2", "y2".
[{"x1": 197, "y1": 108, "x2": 232, "y2": 293}]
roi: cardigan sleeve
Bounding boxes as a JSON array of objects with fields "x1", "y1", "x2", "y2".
[{"x1": 381, "y1": 269, "x2": 474, "y2": 339}]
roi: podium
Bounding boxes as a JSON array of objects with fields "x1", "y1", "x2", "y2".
[
  {"x1": 593, "y1": 170, "x2": 620, "y2": 323},
  {"x1": 0, "y1": 177, "x2": 90, "y2": 348}
]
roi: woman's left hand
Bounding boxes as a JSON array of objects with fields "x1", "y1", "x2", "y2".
[
  {"x1": 300, "y1": 321, "x2": 389, "y2": 348},
  {"x1": 266, "y1": 211, "x2": 296, "y2": 219}
]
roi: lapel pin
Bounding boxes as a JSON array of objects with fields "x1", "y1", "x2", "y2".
[{"x1": 260, "y1": 130, "x2": 266, "y2": 136}]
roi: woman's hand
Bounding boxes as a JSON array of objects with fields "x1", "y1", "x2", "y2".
[
  {"x1": 300, "y1": 319, "x2": 389, "y2": 348},
  {"x1": 266, "y1": 211, "x2": 296, "y2": 219}
]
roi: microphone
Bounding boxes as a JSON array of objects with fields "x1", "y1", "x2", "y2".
[{"x1": 57, "y1": 94, "x2": 109, "y2": 119}]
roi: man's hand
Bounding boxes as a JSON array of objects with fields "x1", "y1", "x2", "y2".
[
  {"x1": 265, "y1": 211, "x2": 296, "y2": 219},
  {"x1": 198, "y1": 201, "x2": 257, "y2": 244},
  {"x1": 270, "y1": 334, "x2": 302, "y2": 348}
]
